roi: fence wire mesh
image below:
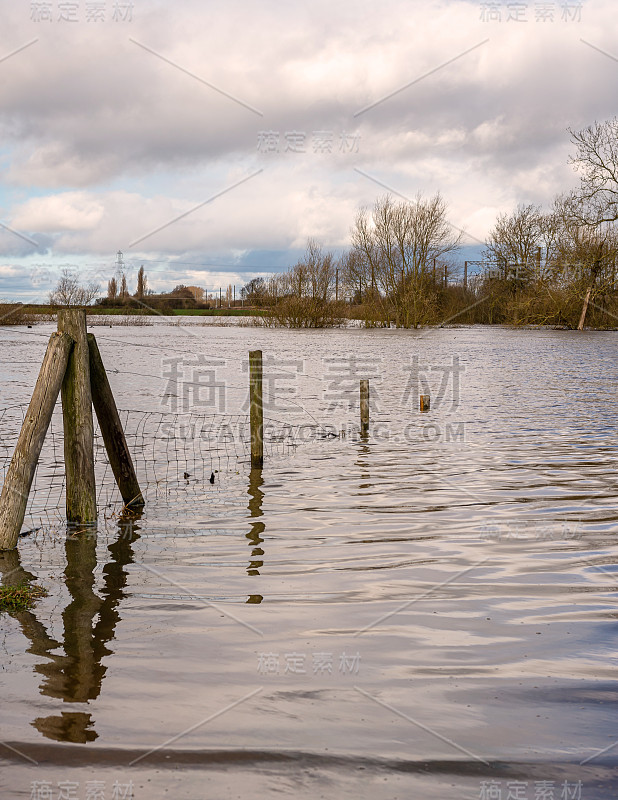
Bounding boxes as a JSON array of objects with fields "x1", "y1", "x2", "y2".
[{"x1": 0, "y1": 403, "x2": 339, "y2": 535}]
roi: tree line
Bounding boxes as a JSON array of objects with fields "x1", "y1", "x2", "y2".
[
  {"x1": 48, "y1": 265, "x2": 149, "y2": 307},
  {"x1": 244, "y1": 118, "x2": 618, "y2": 329}
]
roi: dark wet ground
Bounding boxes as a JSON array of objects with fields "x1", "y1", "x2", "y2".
[{"x1": 1, "y1": 323, "x2": 617, "y2": 799}]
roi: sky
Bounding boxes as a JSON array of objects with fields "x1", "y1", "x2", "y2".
[{"x1": 0, "y1": 0, "x2": 614, "y2": 301}]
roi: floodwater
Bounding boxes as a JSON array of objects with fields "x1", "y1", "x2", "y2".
[{"x1": 1, "y1": 321, "x2": 617, "y2": 800}]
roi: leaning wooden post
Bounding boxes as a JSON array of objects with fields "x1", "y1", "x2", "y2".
[
  {"x1": 249, "y1": 350, "x2": 264, "y2": 469},
  {"x1": 88, "y1": 334, "x2": 144, "y2": 507},
  {"x1": 0, "y1": 332, "x2": 74, "y2": 550},
  {"x1": 360, "y1": 379, "x2": 369, "y2": 434},
  {"x1": 58, "y1": 309, "x2": 97, "y2": 525}
]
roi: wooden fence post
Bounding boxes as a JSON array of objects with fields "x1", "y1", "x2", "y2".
[
  {"x1": 360, "y1": 379, "x2": 369, "y2": 434},
  {"x1": 58, "y1": 309, "x2": 97, "y2": 525},
  {"x1": 249, "y1": 350, "x2": 264, "y2": 469},
  {"x1": 88, "y1": 334, "x2": 144, "y2": 507},
  {"x1": 0, "y1": 332, "x2": 74, "y2": 550}
]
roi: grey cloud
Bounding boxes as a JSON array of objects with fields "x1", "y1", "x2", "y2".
[
  {"x1": 0, "y1": 227, "x2": 50, "y2": 257},
  {"x1": 0, "y1": 0, "x2": 615, "y2": 271}
]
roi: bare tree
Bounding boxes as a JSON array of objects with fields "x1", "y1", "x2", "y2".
[
  {"x1": 135, "y1": 266, "x2": 147, "y2": 299},
  {"x1": 107, "y1": 276, "x2": 118, "y2": 300},
  {"x1": 303, "y1": 238, "x2": 336, "y2": 300},
  {"x1": 281, "y1": 240, "x2": 336, "y2": 301},
  {"x1": 479, "y1": 193, "x2": 618, "y2": 327},
  {"x1": 119, "y1": 273, "x2": 128, "y2": 300},
  {"x1": 569, "y1": 118, "x2": 618, "y2": 225},
  {"x1": 351, "y1": 193, "x2": 461, "y2": 327},
  {"x1": 49, "y1": 269, "x2": 100, "y2": 306},
  {"x1": 485, "y1": 204, "x2": 543, "y2": 269},
  {"x1": 483, "y1": 204, "x2": 561, "y2": 281},
  {"x1": 550, "y1": 193, "x2": 618, "y2": 328},
  {"x1": 241, "y1": 277, "x2": 268, "y2": 306},
  {"x1": 339, "y1": 249, "x2": 365, "y2": 303},
  {"x1": 260, "y1": 240, "x2": 344, "y2": 327}
]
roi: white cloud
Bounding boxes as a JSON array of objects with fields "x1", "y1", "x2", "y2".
[{"x1": 11, "y1": 192, "x2": 105, "y2": 232}]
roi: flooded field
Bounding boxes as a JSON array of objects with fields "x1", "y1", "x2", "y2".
[{"x1": 1, "y1": 322, "x2": 617, "y2": 799}]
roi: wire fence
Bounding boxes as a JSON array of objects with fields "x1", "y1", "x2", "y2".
[
  {"x1": 0, "y1": 326, "x2": 371, "y2": 538},
  {"x1": 0, "y1": 403, "x2": 340, "y2": 536}
]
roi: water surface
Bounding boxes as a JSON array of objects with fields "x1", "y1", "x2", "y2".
[{"x1": 1, "y1": 323, "x2": 617, "y2": 799}]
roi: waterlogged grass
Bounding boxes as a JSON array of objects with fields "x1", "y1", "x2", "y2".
[
  {"x1": 0, "y1": 584, "x2": 47, "y2": 613},
  {"x1": 22, "y1": 305, "x2": 264, "y2": 318},
  {"x1": 169, "y1": 308, "x2": 263, "y2": 316}
]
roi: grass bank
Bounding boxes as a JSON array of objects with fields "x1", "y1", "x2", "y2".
[{"x1": 0, "y1": 584, "x2": 47, "y2": 613}]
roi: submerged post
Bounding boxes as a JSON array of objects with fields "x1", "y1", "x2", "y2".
[
  {"x1": 88, "y1": 334, "x2": 144, "y2": 507},
  {"x1": 0, "y1": 332, "x2": 74, "y2": 550},
  {"x1": 420, "y1": 394, "x2": 430, "y2": 412},
  {"x1": 249, "y1": 350, "x2": 264, "y2": 469},
  {"x1": 58, "y1": 309, "x2": 97, "y2": 526},
  {"x1": 360, "y1": 379, "x2": 369, "y2": 434}
]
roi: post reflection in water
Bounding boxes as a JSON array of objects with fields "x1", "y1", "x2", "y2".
[
  {"x1": 0, "y1": 511, "x2": 142, "y2": 744},
  {"x1": 356, "y1": 432, "x2": 373, "y2": 491},
  {"x1": 246, "y1": 467, "x2": 264, "y2": 603}
]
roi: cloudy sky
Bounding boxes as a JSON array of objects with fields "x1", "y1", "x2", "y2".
[{"x1": 0, "y1": 0, "x2": 614, "y2": 300}]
